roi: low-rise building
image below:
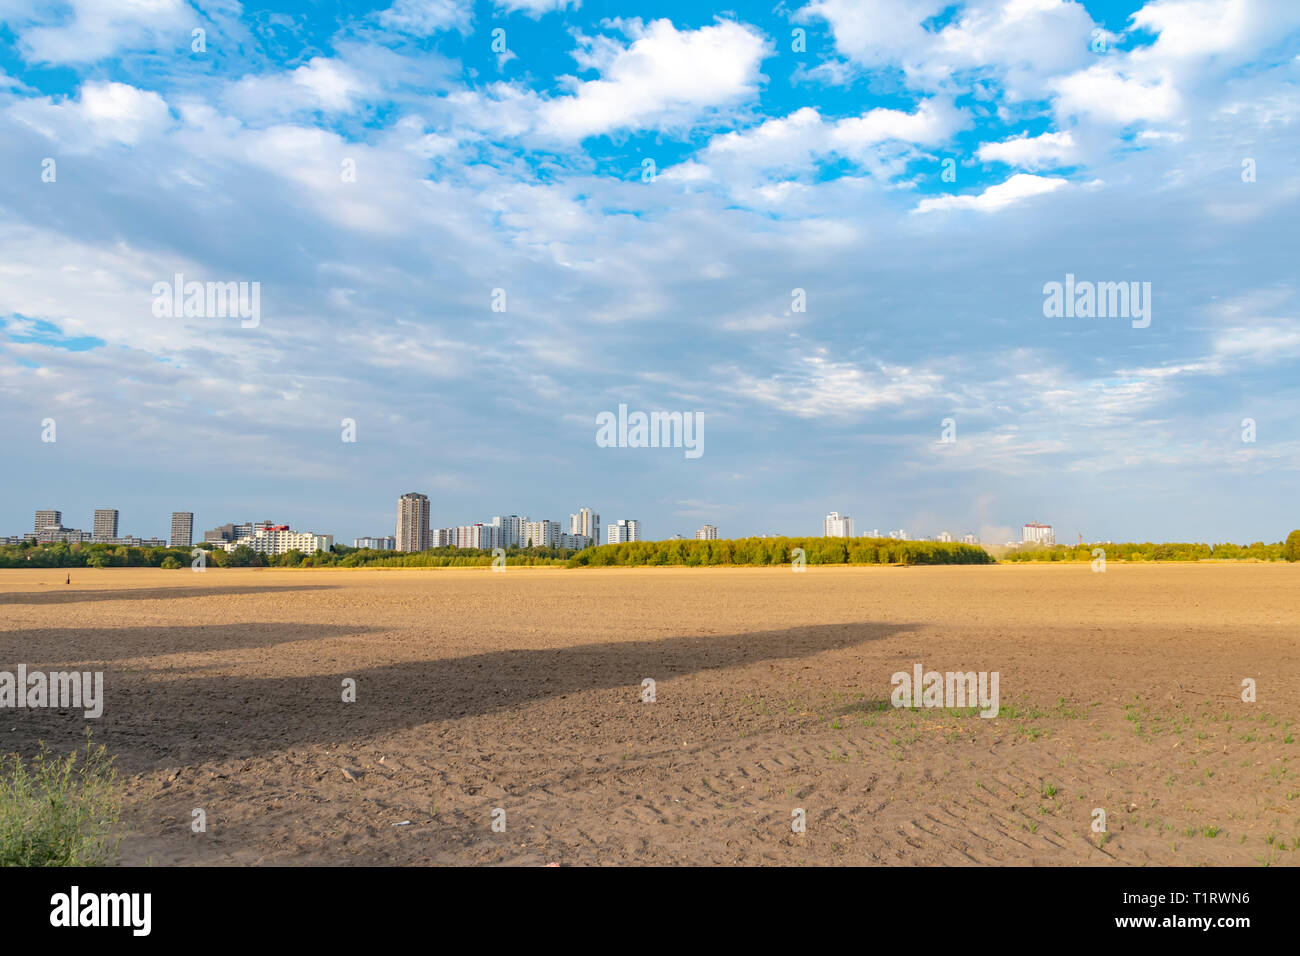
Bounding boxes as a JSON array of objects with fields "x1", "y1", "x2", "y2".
[{"x1": 222, "y1": 526, "x2": 333, "y2": 555}]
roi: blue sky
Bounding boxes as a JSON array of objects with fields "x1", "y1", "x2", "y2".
[{"x1": 0, "y1": 0, "x2": 1297, "y2": 545}]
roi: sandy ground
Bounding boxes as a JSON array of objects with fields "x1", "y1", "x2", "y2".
[{"x1": 0, "y1": 563, "x2": 1297, "y2": 866}]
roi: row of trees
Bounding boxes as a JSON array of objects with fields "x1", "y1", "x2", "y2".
[
  {"x1": 0, "y1": 540, "x2": 576, "y2": 569},
  {"x1": 566, "y1": 536, "x2": 995, "y2": 568},
  {"x1": 6, "y1": 532, "x2": 1296, "y2": 569},
  {"x1": 1003, "y1": 533, "x2": 1300, "y2": 563},
  {"x1": 0, "y1": 541, "x2": 196, "y2": 569}
]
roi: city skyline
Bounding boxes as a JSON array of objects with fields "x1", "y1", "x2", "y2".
[{"x1": 12, "y1": 496, "x2": 1271, "y2": 552}]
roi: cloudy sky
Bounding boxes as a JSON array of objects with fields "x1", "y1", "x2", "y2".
[{"x1": 1, "y1": 0, "x2": 1297, "y2": 545}]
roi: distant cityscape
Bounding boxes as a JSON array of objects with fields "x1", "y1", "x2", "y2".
[{"x1": 2, "y1": 500, "x2": 1066, "y2": 556}]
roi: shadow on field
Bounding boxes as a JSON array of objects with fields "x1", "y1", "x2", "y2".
[
  {"x1": 2, "y1": 621, "x2": 911, "y2": 767},
  {"x1": 0, "y1": 623, "x2": 385, "y2": 662},
  {"x1": 0, "y1": 584, "x2": 338, "y2": 606}
]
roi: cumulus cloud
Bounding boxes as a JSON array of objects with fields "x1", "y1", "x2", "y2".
[
  {"x1": 976, "y1": 130, "x2": 1076, "y2": 169},
  {"x1": 8, "y1": 80, "x2": 171, "y2": 146},
  {"x1": 539, "y1": 18, "x2": 769, "y2": 140},
  {"x1": 6, "y1": 0, "x2": 194, "y2": 64},
  {"x1": 913, "y1": 172, "x2": 1068, "y2": 213}
]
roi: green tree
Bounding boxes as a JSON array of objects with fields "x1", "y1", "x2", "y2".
[{"x1": 1285, "y1": 530, "x2": 1300, "y2": 562}]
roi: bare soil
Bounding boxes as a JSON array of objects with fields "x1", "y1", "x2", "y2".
[{"x1": 1, "y1": 564, "x2": 1296, "y2": 865}]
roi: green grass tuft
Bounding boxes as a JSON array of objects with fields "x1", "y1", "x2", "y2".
[{"x1": 0, "y1": 731, "x2": 123, "y2": 866}]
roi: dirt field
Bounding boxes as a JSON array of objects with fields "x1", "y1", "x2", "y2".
[{"x1": 1, "y1": 564, "x2": 1297, "y2": 866}]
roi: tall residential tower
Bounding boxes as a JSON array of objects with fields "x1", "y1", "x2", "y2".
[
  {"x1": 396, "y1": 492, "x2": 430, "y2": 552},
  {"x1": 93, "y1": 509, "x2": 119, "y2": 541}
]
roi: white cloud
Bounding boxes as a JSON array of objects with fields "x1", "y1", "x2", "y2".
[
  {"x1": 1050, "y1": 63, "x2": 1181, "y2": 125},
  {"x1": 830, "y1": 97, "x2": 966, "y2": 155},
  {"x1": 8, "y1": 81, "x2": 171, "y2": 146},
  {"x1": 798, "y1": 0, "x2": 1098, "y2": 100},
  {"x1": 225, "y1": 58, "x2": 374, "y2": 117},
  {"x1": 913, "y1": 172, "x2": 1068, "y2": 212},
  {"x1": 795, "y1": 0, "x2": 946, "y2": 73},
  {"x1": 376, "y1": 0, "x2": 473, "y2": 36},
  {"x1": 724, "y1": 351, "x2": 943, "y2": 419},
  {"x1": 540, "y1": 18, "x2": 769, "y2": 140},
  {"x1": 668, "y1": 98, "x2": 967, "y2": 192},
  {"x1": 976, "y1": 129, "x2": 1075, "y2": 169},
  {"x1": 498, "y1": 0, "x2": 581, "y2": 17},
  {"x1": 1129, "y1": 0, "x2": 1300, "y2": 62},
  {"x1": 10, "y1": 0, "x2": 192, "y2": 64}
]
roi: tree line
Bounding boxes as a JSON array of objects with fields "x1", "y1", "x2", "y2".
[
  {"x1": 566, "y1": 536, "x2": 995, "y2": 568},
  {"x1": 1003, "y1": 533, "x2": 1300, "y2": 563},
  {"x1": 0, "y1": 540, "x2": 574, "y2": 569},
  {"x1": 4, "y1": 531, "x2": 1296, "y2": 569}
]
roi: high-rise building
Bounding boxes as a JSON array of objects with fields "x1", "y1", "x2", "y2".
[
  {"x1": 170, "y1": 512, "x2": 194, "y2": 547},
  {"x1": 607, "y1": 519, "x2": 641, "y2": 544},
  {"x1": 937, "y1": 531, "x2": 953, "y2": 542},
  {"x1": 824, "y1": 512, "x2": 853, "y2": 537},
  {"x1": 34, "y1": 510, "x2": 61, "y2": 532},
  {"x1": 492, "y1": 515, "x2": 527, "y2": 548},
  {"x1": 93, "y1": 509, "x2": 119, "y2": 541},
  {"x1": 570, "y1": 508, "x2": 600, "y2": 544},
  {"x1": 962, "y1": 533, "x2": 978, "y2": 545},
  {"x1": 695, "y1": 524, "x2": 718, "y2": 540},
  {"x1": 1021, "y1": 522, "x2": 1055, "y2": 546},
  {"x1": 522, "y1": 520, "x2": 561, "y2": 548},
  {"x1": 396, "y1": 493, "x2": 430, "y2": 552}
]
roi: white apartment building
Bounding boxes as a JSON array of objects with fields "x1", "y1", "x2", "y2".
[
  {"x1": 559, "y1": 532, "x2": 593, "y2": 550},
  {"x1": 1022, "y1": 522, "x2": 1055, "y2": 546},
  {"x1": 962, "y1": 533, "x2": 978, "y2": 545},
  {"x1": 34, "y1": 510, "x2": 61, "y2": 532},
  {"x1": 453, "y1": 524, "x2": 503, "y2": 550},
  {"x1": 522, "y1": 520, "x2": 561, "y2": 548},
  {"x1": 888, "y1": 529, "x2": 909, "y2": 540},
  {"x1": 353, "y1": 536, "x2": 396, "y2": 550},
  {"x1": 606, "y1": 519, "x2": 641, "y2": 544},
  {"x1": 695, "y1": 524, "x2": 718, "y2": 540},
  {"x1": 824, "y1": 512, "x2": 854, "y2": 537},
  {"x1": 491, "y1": 515, "x2": 527, "y2": 548},
  {"x1": 224, "y1": 526, "x2": 333, "y2": 555},
  {"x1": 397, "y1": 492, "x2": 430, "y2": 552},
  {"x1": 569, "y1": 508, "x2": 600, "y2": 544},
  {"x1": 937, "y1": 531, "x2": 954, "y2": 542}
]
